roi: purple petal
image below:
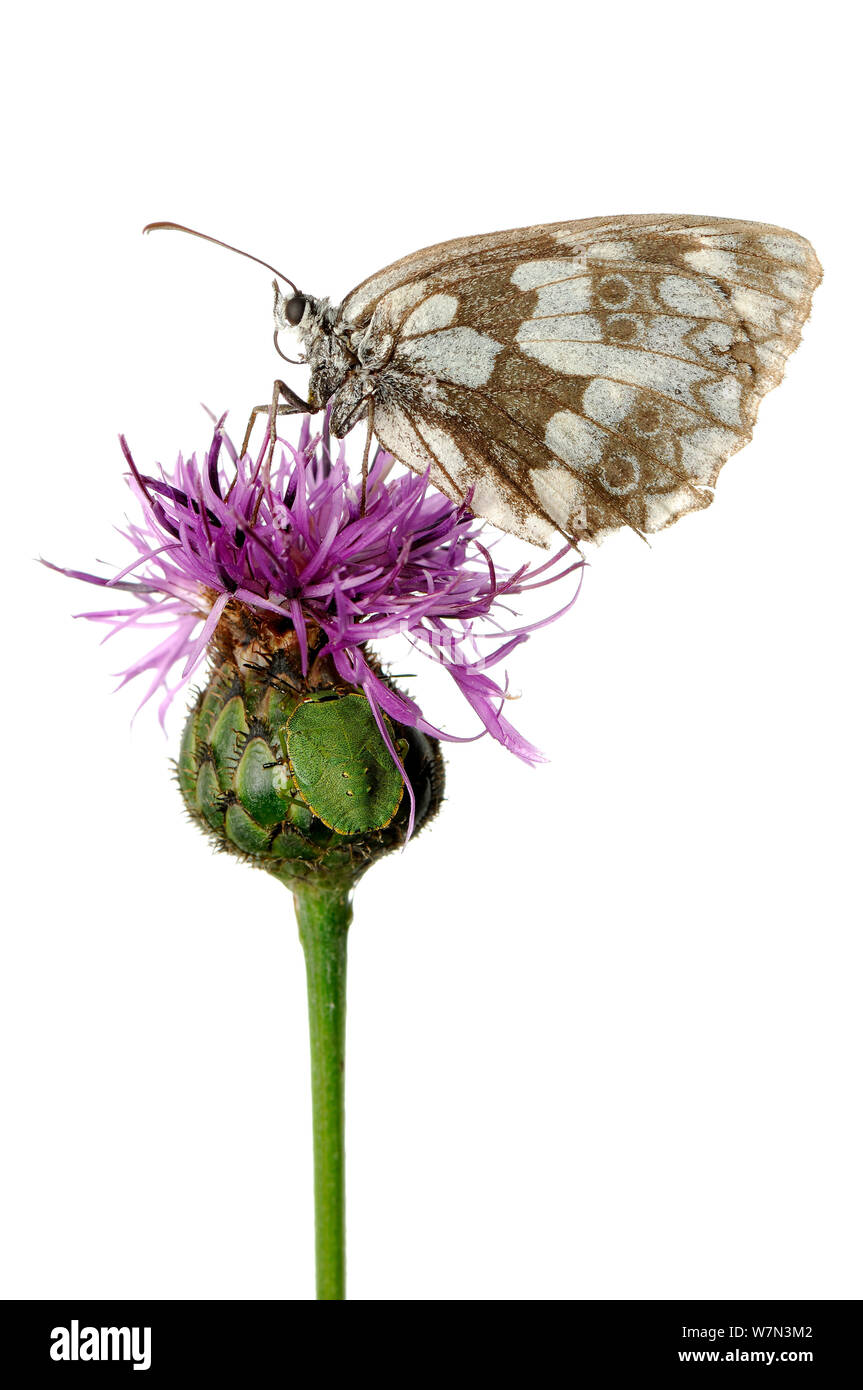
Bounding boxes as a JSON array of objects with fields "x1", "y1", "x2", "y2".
[{"x1": 52, "y1": 416, "x2": 584, "y2": 835}]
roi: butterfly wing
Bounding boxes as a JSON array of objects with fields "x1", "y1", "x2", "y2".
[{"x1": 339, "y1": 215, "x2": 821, "y2": 544}]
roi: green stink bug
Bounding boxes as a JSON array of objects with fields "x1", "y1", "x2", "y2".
[{"x1": 280, "y1": 693, "x2": 405, "y2": 835}]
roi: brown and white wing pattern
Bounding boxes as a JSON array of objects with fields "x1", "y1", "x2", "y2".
[{"x1": 341, "y1": 216, "x2": 821, "y2": 545}]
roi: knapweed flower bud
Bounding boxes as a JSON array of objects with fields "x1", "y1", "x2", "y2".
[{"x1": 178, "y1": 620, "x2": 443, "y2": 889}]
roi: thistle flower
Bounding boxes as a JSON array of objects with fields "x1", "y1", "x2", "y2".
[
  {"x1": 51, "y1": 414, "x2": 582, "y2": 832},
  {"x1": 50, "y1": 409, "x2": 582, "y2": 1301}
]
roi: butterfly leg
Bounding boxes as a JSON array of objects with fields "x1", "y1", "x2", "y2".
[
  {"x1": 360, "y1": 398, "x2": 375, "y2": 515},
  {"x1": 240, "y1": 379, "x2": 313, "y2": 467}
]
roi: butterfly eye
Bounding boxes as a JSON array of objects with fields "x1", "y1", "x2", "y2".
[{"x1": 285, "y1": 295, "x2": 307, "y2": 326}]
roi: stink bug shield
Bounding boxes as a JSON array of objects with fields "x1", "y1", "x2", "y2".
[{"x1": 284, "y1": 694, "x2": 405, "y2": 836}]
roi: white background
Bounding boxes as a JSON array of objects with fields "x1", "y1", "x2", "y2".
[{"x1": 2, "y1": 0, "x2": 860, "y2": 1301}]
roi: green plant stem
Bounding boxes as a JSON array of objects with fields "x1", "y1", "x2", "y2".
[{"x1": 293, "y1": 881, "x2": 352, "y2": 1301}]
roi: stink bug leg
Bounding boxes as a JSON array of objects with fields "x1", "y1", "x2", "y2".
[{"x1": 266, "y1": 725, "x2": 293, "y2": 797}]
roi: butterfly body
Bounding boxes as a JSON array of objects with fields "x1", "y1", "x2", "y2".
[{"x1": 274, "y1": 214, "x2": 821, "y2": 546}]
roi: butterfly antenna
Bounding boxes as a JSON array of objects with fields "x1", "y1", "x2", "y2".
[
  {"x1": 142, "y1": 221, "x2": 300, "y2": 294},
  {"x1": 273, "y1": 326, "x2": 304, "y2": 367}
]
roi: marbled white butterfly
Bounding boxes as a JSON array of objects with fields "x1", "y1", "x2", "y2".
[{"x1": 145, "y1": 215, "x2": 821, "y2": 546}]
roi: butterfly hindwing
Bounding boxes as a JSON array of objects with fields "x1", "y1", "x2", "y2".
[{"x1": 341, "y1": 215, "x2": 821, "y2": 544}]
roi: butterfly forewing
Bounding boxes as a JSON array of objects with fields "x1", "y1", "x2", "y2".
[{"x1": 339, "y1": 215, "x2": 821, "y2": 545}]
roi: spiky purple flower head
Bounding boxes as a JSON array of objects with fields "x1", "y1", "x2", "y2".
[{"x1": 50, "y1": 414, "x2": 582, "y2": 824}]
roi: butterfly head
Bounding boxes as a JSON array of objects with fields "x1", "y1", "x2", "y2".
[
  {"x1": 271, "y1": 285, "x2": 356, "y2": 409},
  {"x1": 272, "y1": 281, "x2": 311, "y2": 333},
  {"x1": 272, "y1": 282, "x2": 326, "y2": 372}
]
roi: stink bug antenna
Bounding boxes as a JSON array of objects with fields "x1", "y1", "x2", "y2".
[{"x1": 142, "y1": 221, "x2": 301, "y2": 294}]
